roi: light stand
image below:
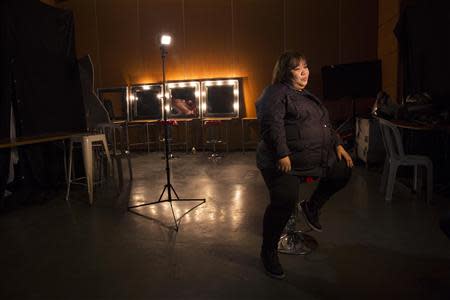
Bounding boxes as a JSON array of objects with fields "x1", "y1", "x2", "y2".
[{"x1": 128, "y1": 35, "x2": 205, "y2": 231}]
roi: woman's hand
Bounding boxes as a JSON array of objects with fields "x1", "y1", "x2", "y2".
[
  {"x1": 336, "y1": 145, "x2": 354, "y2": 168},
  {"x1": 277, "y1": 156, "x2": 291, "y2": 173}
]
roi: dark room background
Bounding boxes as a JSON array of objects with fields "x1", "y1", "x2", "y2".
[{"x1": 53, "y1": 0, "x2": 379, "y2": 118}]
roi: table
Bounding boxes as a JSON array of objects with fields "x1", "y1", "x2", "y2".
[
  {"x1": 0, "y1": 132, "x2": 82, "y2": 206},
  {"x1": 0, "y1": 132, "x2": 79, "y2": 149}
]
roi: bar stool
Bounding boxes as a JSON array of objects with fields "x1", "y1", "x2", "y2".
[
  {"x1": 278, "y1": 176, "x2": 319, "y2": 255},
  {"x1": 203, "y1": 120, "x2": 225, "y2": 159},
  {"x1": 65, "y1": 133, "x2": 112, "y2": 205}
]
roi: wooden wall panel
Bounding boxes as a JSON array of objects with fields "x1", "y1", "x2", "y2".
[
  {"x1": 183, "y1": 0, "x2": 233, "y2": 80},
  {"x1": 285, "y1": 0, "x2": 340, "y2": 98},
  {"x1": 379, "y1": 0, "x2": 399, "y2": 25},
  {"x1": 59, "y1": 0, "x2": 379, "y2": 117},
  {"x1": 138, "y1": 0, "x2": 184, "y2": 83},
  {"x1": 341, "y1": 0, "x2": 378, "y2": 63},
  {"x1": 378, "y1": 0, "x2": 400, "y2": 101},
  {"x1": 234, "y1": 0, "x2": 284, "y2": 117},
  {"x1": 95, "y1": 0, "x2": 140, "y2": 86},
  {"x1": 59, "y1": 0, "x2": 101, "y2": 88}
]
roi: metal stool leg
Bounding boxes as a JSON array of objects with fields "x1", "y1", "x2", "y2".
[
  {"x1": 278, "y1": 200, "x2": 318, "y2": 255},
  {"x1": 65, "y1": 140, "x2": 74, "y2": 202}
]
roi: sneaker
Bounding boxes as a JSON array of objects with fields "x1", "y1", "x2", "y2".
[
  {"x1": 300, "y1": 200, "x2": 322, "y2": 232},
  {"x1": 260, "y1": 249, "x2": 286, "y2": 279}
]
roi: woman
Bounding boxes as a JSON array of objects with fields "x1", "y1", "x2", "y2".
[{"x1": 256, "y1": 51, "x2": 353, "y2": 279}]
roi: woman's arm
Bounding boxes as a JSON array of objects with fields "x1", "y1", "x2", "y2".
[
  {"x1": 257, "y1": 87, "x2": 292, "y2": 172},
  {"x1": 258, "y1": 90, "x2": 290, "y2": 159}
]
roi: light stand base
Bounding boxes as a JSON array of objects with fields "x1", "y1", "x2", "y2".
[{"x1": 128, "y1": 183, "x2": 205, "y2": 231}]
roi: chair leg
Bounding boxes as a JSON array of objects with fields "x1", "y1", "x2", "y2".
[
  {"x1": 380, "y1": 158, "x2": 389, "y2": 193},
  {"x1": 413, "y1": 165, "x2": 418, "y2": 192},
  {"x1": 127, "y1": 154, "x2": 133, "y2": 180},
  {"x1": 100, "y1": 135, "x2": 113, "y2": 177},
  {"x1": 65, "y1": 140, "x2": 74, "y2": 201},
  {"x1": 385, "y1": 164, "x2": 398, "y2": 202},
  {"x1": 115, "y1": 156, "x2": 124, "y2": 190},
  {"x1": 81, "y1": 138, "x2": 94, "y2": 205},
  {"x1": 426, "y1": 163, "x2": 433, "y2": 204}
]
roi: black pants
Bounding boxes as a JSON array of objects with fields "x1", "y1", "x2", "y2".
[{"x1": 260, "y1": 159, "x2": 352, "y2": 251}]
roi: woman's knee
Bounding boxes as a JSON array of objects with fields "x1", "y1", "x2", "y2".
[
  {"x1": 270, "y1": 188, "x2": 298, "y2": 209},
  {"x1": 332, "y1": 159, "x2": 352, "y2": 181}
]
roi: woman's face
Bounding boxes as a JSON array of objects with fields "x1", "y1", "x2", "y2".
[{"x1": 290, "y1": 59, "x2": 309, "y2": 90}]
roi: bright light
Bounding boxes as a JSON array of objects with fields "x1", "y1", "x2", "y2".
[
  {"x1": 142, "y1": 85, "x2": 150, "y2": 90},
  {"x1": 165, "y1": 104, "x2": 170, "y2": 112},
  {"x1": 160, "y1": 35, "x2": 172, "y2": 46}
]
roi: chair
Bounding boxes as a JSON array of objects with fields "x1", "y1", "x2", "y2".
[
  {"x1": 66, "y1": 55, "x2": 132, "y2": 204},
  {"x1": 65, "y1": 134, "x2": 112, "y2": 205},
  {"x1": 378, "y1": 118, "x2": 433, "y2": 203}
]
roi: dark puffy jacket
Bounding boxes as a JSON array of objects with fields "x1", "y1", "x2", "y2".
[{"x1": 256, "y1": 83, "x2": 342, "y2": 177}]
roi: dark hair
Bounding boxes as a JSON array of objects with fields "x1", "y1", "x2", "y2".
[{"x1": 272, "y1": 51, "x2": 307, "y2": 84}]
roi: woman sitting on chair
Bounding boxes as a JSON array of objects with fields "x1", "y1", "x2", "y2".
[{"x1": 256, "y1": 51, "x2": 353, "y2": 279}]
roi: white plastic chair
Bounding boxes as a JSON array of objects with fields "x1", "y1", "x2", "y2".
[{"x1": 378, "y1": 118, "x2": 433, "y2": 203}]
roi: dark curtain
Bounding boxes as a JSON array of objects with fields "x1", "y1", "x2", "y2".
[
  {"x1": 5, "y1": 0, "x2": 86, "y2": 137},
  {"x1": 395, "y1": 0, "x2": 450, "y2": 105},
  {"x1": 0, "y1": 0, "x2": 86, "y2": 205}
]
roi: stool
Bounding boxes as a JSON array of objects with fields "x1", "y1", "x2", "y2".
[
  {"x1": 65, "y1": 133, "x2": 112, "y2": 205},
  {"x1": 97, "y1": 123, "x2": 133, "y2": 189},
  {"x1": 278, "y1": 177, "x2": 319, "y2": 255},
  {"x1": 203, "y1": 120, "x2": 225, "y2": 159}
]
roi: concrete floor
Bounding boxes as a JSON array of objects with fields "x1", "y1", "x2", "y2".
[{"x1": 1, "y1": 151, "x2": 450, "y2": 300}]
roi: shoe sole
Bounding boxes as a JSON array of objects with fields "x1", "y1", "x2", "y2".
[
  {"x1": 260, "y1": 259, "x2": 286, "y2": 280},
  {"x1": 265, "y1": 269, "x2": 286, "y2": 280},
  {"x1": 300, "y1": 202, "x2": 323, "y2": 232}
]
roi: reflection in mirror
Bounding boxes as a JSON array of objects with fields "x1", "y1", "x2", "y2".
[
  {"x1": 97, "y1": 87, "x2": 128, "y2": 121},
  {"x1": 131, "y1": 84, "x2": 163, "y2": 120},
  {"x1": 167, "y1": 81, "x2": 200, "y2": 119},
  {"x1": 201, "y1": 79, "x2": 240, "y2": 118}
]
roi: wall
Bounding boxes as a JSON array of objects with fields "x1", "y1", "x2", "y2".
[
  {"x1": 378, "y1": 0, "x2": 400, "y2": 102},
  {"x1": 57, "y1": 0, "x2": 378, "y2": 118}
]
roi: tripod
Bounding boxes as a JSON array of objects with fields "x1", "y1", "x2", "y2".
[{"x1": 128, "y1": 38, "x2": 205, "y2": 231}]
